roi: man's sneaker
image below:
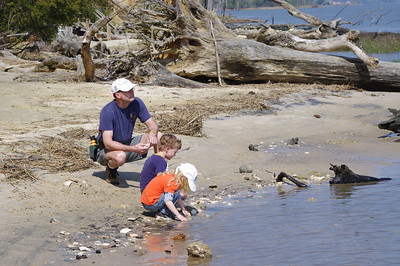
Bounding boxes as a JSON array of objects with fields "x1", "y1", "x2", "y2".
[
  {"x1": 155, "y1": 211, "x2": 172, "y2": 221},
  {"x1": 105, "y1": 165, "x2": 119, "y2": 185}
]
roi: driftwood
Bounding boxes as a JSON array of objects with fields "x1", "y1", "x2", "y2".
[
  {"x1": 276, "y1": 172, "x2": 308, "y2": 187},
  {"x1": 113, "y1": 0, "x2": 400, "y2": 91},
  {"x1": 169, "y1": 38, "x2": 400, "y2": 91},
  {"x1": 378, "y1": 108, "x2": 400, "y2": 133},
  {"x1": 33, "y1": 56, "x2": 77, "y2": 72},
  {"x1": 329, "y1": 164, "x2": 391, "y2": 184},
  {"x1": 81, "y1": 0, "x2": 129, "y2": 81},
  {"x1": 255, "y1": 28, "x2": 379, "y2": 67},
  {"x1": 259, "y1": 0, "x2": 380, "y2": 67}
]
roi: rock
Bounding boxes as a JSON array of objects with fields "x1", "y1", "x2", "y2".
[
  {"x1": 239, "y1": 164, "x2": 253, "y2": 173},
  {"x1": 49, "y1": 218, "x2": 60, "y2": 223},
  {"x1": 76, "y1": 254, "x2": 87, "y2": 260},
  {"x1": 172, "y1": 233, "x2": 186, "y2": 241},
  {"x1": 120, "y1": 228, "x2": 131, "y2": 234},
  {"x1": 248, "y1": 144, "x2": 258, "y2": 151},
  {"x1": 187, "y1": 241, "x2": 212, "y2": 258},
  {"x1": 79, "y1": 246, "x2": 91, "y2": 251},
  {"x1": 286, "y1": 137, "x2": 299, "y2": 145},
  {"x1": 63, "y1": 180, "x2": 73, "y2": 187}
]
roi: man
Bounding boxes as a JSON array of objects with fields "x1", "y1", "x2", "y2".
[{"x1": 96, "y1": 78, "x2": 161, "y2": 185}]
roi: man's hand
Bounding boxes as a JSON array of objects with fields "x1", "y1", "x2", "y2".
[
  {"x1": 133, "y1": 143, "x2": 151, "y2": 154},
  {"x1": 148, "y1": 131, "x2": 158, "y2": 146}
]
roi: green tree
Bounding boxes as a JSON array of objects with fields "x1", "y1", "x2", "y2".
[{"x1": 0, "y1": 0, "x2": 110, "y2": 42}]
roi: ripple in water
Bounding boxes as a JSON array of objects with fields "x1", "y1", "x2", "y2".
[{"x1": 186, "y1": 163, "x2": 400, "y2": 265}]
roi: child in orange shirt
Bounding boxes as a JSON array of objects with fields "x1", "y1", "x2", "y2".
[{"x1": 141, "y1": 163, "x2": 197, "y2": 221}]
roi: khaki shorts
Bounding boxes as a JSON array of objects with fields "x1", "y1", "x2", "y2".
[{"x1": 96, "y1": 134, "x2": 147, "y2": 166}]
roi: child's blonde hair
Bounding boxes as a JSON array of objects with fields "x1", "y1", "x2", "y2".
[
  {"x1": 158, "y1": 134, "x2": 182, "y2": 152},
  {"x1": 159, "y1": 169, "x2": 190, "y2": 193},
  {"x1": 174, "y1": 171, "x2": 190, "y2": 193}
]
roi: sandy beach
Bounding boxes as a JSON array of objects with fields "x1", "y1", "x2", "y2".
[{"x1": 0, "y1": 61, "x2": 399, "y2": 264}]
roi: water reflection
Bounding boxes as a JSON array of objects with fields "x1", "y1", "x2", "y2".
[
  {"x1": 276, "y1": 183, "x2": 308, "y2": 197},
  {"x1": 329, "y1": 182, "x2": 385, "y2": 199}
]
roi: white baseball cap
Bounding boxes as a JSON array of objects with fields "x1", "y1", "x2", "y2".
[
  {"x1": 110, "y1": 78, "x2": 136, "y2": 94},
  {"x1": 175, "y1": 163, "x2": 198, "y2": 191}
]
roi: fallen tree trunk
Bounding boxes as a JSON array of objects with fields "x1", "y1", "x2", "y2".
[
  {"x1": 114, "y1": 0, "x2": 400, "y2": 91},
  {"x1": 256, "y1": 29, "x2": 379, "y2": 67},
  {"x1": 167, "y1": 38, "x2": 400, "y2": 91}
]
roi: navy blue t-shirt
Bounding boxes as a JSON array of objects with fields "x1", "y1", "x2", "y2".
[
  {"x1": 140, "y1": 154, "x2": 167, "y2": 193},
  {"x1": 98, "y1": 97, "x2": 151, "y2": 143}
]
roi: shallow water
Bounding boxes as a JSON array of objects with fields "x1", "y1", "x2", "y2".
[{"x1": 134, "y1": 163, "x2": 400, "y2": 265}]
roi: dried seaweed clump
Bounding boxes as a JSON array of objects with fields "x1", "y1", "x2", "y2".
[
  {"x1": 1, "y1": 158, "x2": 37, "y2": 183},
  {"x1": 0, "y1": 127, "x2": 97, "y2": 183}
]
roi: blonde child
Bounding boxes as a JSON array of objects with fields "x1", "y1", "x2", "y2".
[
  {"x1": 140, "y1": 163, "x2": 197, "y2": 221},
  {"x1": 139, "y1": 133, "x2": 182, "y2": 193}
]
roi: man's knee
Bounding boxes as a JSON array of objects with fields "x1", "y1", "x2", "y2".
[{"x1": 108, "y1": 151, "x2": 127, "y2": 166}]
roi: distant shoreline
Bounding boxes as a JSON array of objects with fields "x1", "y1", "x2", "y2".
[{"x1": 222, "y1": 4, "x2": 354, "y2": 12}]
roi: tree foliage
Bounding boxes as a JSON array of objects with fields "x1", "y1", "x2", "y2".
[{"x1": 0, "y1": 0, "x2": 110, "y2": 42}]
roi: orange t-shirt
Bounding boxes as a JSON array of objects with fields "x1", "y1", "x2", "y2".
[{"x1": 140, "y1": 173, "x2": 179, "y2": 205}]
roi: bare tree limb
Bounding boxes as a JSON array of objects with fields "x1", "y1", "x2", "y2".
[
  {"x1": 81, "y1": 0, "x2": 130, "y2": 81},
  {"x1": 256, "y1": 28, "x2": 379, "y2": 67}
]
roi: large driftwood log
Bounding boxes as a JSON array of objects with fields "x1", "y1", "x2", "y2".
[
  {"x1": 168, "y1": 38, "x2": 400, "y2": 91},
  {"x1": 115, "y1": 0, "x2": 400, "y2": 91},
  {"x1": 329, "y1": 164, "x2": 391, "y2": 184}
]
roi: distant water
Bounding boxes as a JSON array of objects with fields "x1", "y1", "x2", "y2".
[{"x1": 222, "y1": 2, "x2": 400, "y2": 33}]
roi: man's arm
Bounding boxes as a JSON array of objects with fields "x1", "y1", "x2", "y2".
[{"x1": 144, "y1": 117, "x2": 159, "y2": 146}]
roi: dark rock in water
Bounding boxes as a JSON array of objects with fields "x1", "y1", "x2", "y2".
[
  {"x1": 286, "y1": 137, "x2": 299, "y2": 145},
  {"x1": 276, "y1": 172, "x2": 308, "y2": 187},
  {"x1": 185, "y1": 205, "x2": 199, "y2": 216},
  {"x1": 378, "y1": 108, "x2": 400, "y2": 133},
  {"x1": 248, "y1": 144, "x2": 258, "y2": 151},
  {"x1": 187, "y1": 241, "x2": 212, "y2": 258},
  {"x1": 329, "y1": 164, "x2": 391, "y2": 184}
]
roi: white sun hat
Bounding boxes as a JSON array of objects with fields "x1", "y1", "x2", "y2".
[
  {"x1": 110, "y1": 78, "x2": 137, "y2": 94},
  {"x1": 175, "y1": 163, "x2": 198, "y2": 191}
]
